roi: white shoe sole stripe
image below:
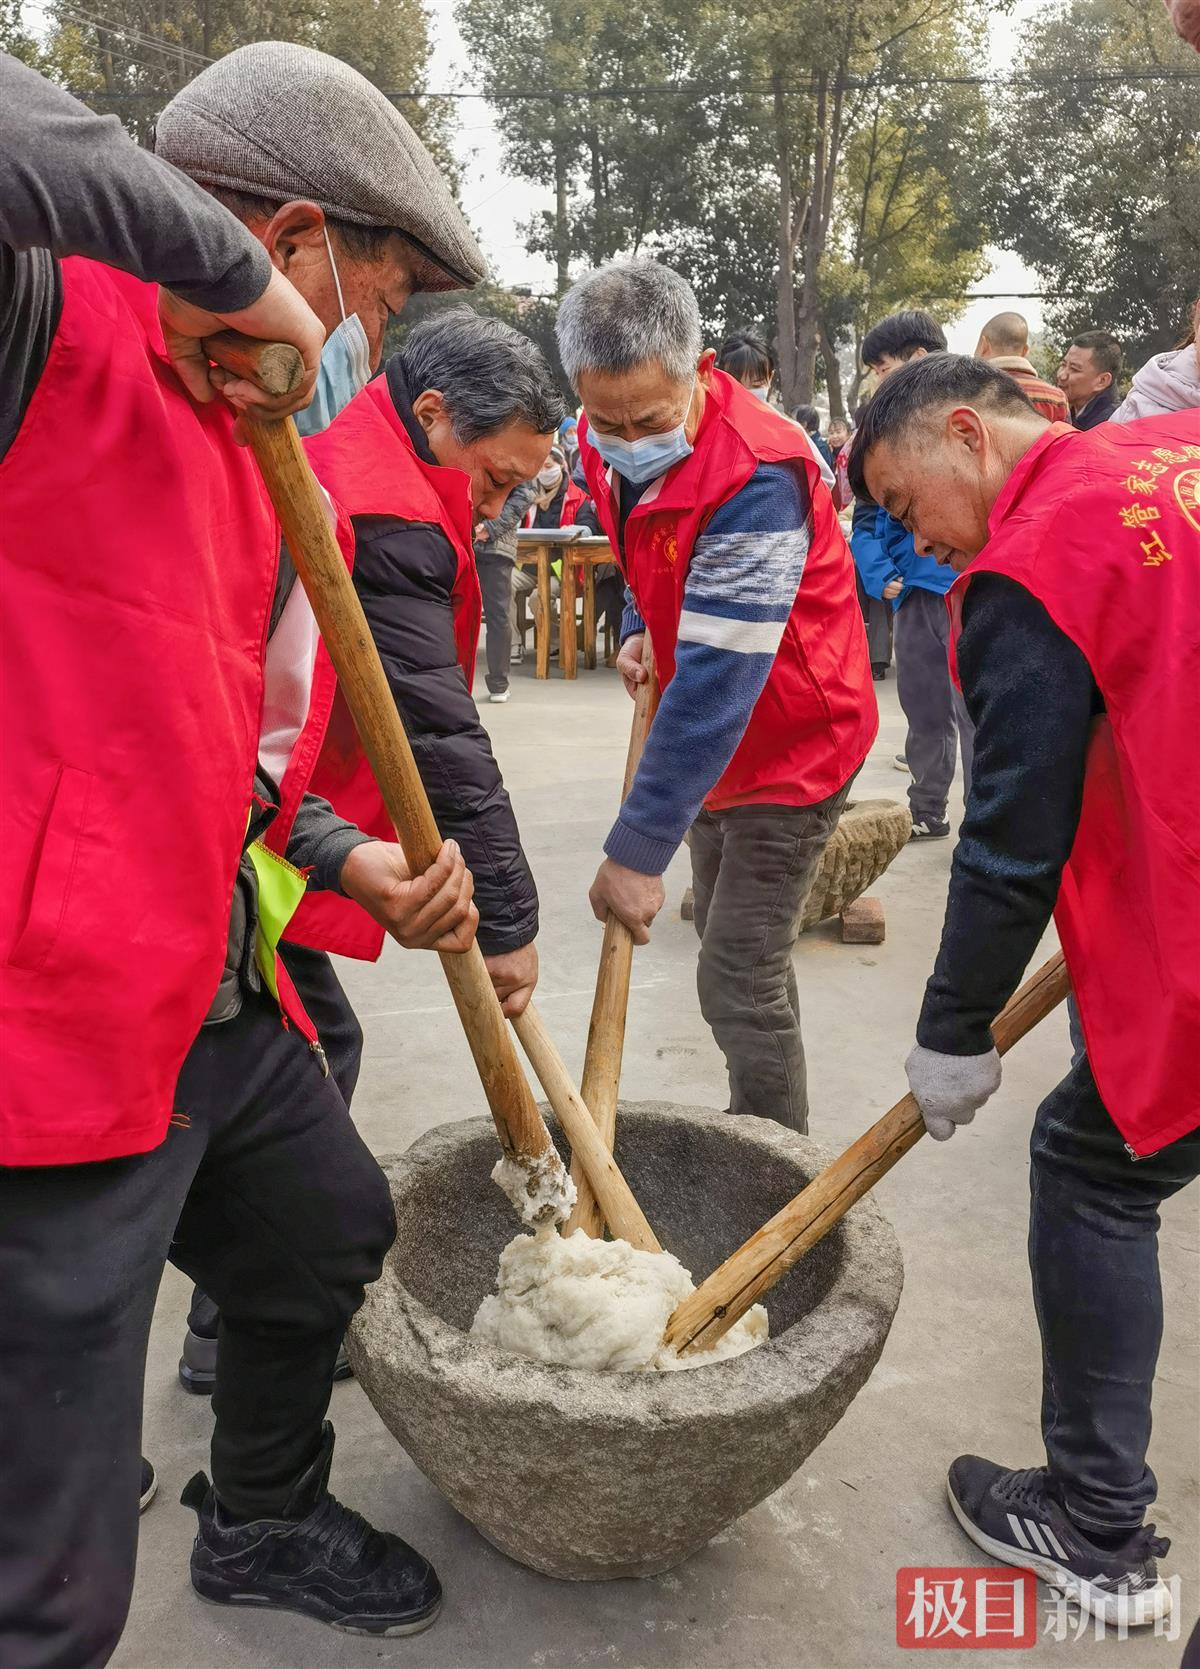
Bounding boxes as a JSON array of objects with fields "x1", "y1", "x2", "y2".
[{"x1": 947, "y1": 1481, "x2": 1172, "y2": 1629}]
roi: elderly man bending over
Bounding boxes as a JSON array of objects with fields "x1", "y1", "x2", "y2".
[
  {"x1": 294, "y1": 309, "x2": 563, "y2": 1016},
  {"x1": 557, "y1": 261, "x2": 877, "y2": 1132}
]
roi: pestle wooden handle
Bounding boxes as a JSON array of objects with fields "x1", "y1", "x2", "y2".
[
  {"x1": 204, "y1": 332, "x2": 558, "y2": 1176},
  {"x1": 663, "y1": 950, "x2": 1071, "y2": 1356},
  {"x1": 565, "y1": 634, "x2": 660, "y2": 1239},
  {"x1": 202, "y1": 330, "x2": 305, "y2": 396},
  {"x1": 512, "y1": 1004, "x2": 662, "y2": 1251}
]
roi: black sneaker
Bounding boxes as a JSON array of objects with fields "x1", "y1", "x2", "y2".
[
  {"x1": 140, "y1": 1457, "x2": 158, "y2": 1513},
  {"x1": 182, "y1": 1424, "x2": 440, "y2": 1638},
  {"x1": 947, "y1": 1456, "x2": 1173, "y2": 1629},
  {"x1": 179, "y1": 1328, "x2": 352, "y2": 1394},
  {"x1": 910, "y1": 816, "x2": 950, "y2": 839}
]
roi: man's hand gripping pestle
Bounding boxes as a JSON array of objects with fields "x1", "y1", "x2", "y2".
[
  {"x1": 664, "y1": 951, "x2": 1071, "y2": 1354},
  {"x1": 203, "y1": 331, "x2": 584, "y2": 1226}
]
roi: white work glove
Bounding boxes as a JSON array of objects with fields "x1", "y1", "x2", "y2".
[{"x1": 906, "y1": 1043, "x2": 1002, "y2": 1141}]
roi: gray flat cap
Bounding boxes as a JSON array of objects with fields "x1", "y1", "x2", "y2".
[{"x1": 155, "y1": 41, "x2": 485, "y2": 292}]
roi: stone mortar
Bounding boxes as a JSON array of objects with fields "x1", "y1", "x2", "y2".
[
  {"x1": 800, "y1": 797, "x2": 912, "y2": 931},
  {"x1": 350, "y1": 1102, "x2": 904, "y2": 1580}
]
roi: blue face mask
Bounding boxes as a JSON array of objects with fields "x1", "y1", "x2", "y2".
[
  {"x1": 296, "y1": 229, "x2": 373, "y2": 437},
  {"x1": 588, "y1": 392, "x2": 695, "y2": 485},
  {"x1": 748, "y1": 382, "x2": 771, "y2": 401}
]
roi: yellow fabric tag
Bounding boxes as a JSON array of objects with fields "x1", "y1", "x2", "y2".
[{"x1": 247, "y1": 840, "x2": 308, "y2": 1000}]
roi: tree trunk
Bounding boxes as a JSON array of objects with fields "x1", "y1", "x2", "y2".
[
  {"x1": 589, "y1": 130, "x2": 604, "y2": 265},
  {"x1": 818, "y1": 319, "x2": 846, "y2": 422},
  {"x1": 772, "y1": 72, "x2": 800, "y2": 408},
  {"x1": 554, "y1": 126, "x2": 570, "y2": 296}
]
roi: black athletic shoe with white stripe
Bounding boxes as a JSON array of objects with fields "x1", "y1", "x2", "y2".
[{"x1": 947, "y1": 1456, "x2": 1172, "y2": 1629}]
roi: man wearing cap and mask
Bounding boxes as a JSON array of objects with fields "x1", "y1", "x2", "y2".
[
  {"x1": 0, "y1": 44, "x2": 486, "y2": 1666},
  {"x1": 151, "y1": 40, "x2": 497, "y2": 1397}
]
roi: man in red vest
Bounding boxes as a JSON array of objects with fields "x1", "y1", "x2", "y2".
[
  {"x1": 0, "y1": 50, "x2": 481, "y2": 1665},
  {"x1": 291, "y1": 308, "x2": 562, "y2": 1001},
  {"x1": 557, "y1": 260, "x2": 877, "y2": 1133},
  {"x1": 850, "y1": 354, "x2": 1199, "y2": 1631}
]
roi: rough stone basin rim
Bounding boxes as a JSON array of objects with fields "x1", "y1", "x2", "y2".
[{"x1": 348, "y1": 1102, "x2": 904, "y2": 1580}]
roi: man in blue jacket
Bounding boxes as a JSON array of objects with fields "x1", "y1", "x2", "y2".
[{"x1": 851, "y1": 311, "x2": 973, "y2": 838}]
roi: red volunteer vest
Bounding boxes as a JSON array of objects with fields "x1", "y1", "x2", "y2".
[
  {"x1": 580, "y1": 371, "x2": 876, "y2": 807},
  {"x1": 0, "y1": 261, "x2": 279, "y2": 1165},
  {"x1": 282, "y1": 376, "x2": 481, "y2": 960},
  {"x1": 521, "y1": 477, "x2": 588, "y2": 529},
  {"x1": 949, "y1": 416, "x2": 1200, "y2": 1155}
]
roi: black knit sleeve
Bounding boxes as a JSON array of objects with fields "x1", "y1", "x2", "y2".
[
  {"x1": 917, "y1": 574, "x2": 1100, "y2": 1054},
  {"x1": 351, "y1": 513, "x2": 539, "y2": 954}
]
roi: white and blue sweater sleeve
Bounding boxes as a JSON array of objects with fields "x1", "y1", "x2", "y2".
[{"x1": 604, "y1": 461, "x2": 811, "y2": 875}]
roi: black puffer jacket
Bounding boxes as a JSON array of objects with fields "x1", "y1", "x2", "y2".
[{"x1": 346, "y1": 361, "x2": 538, "y2": 955}]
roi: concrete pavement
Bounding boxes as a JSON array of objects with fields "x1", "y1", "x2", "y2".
[{"x1": 116, "y1": 656, "x2": 1198, "y2": 1669}]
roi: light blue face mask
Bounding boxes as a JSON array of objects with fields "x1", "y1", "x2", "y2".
[
  {"x1": 588, "y1": 390, "x2": 695, "y2": 484},
  {"x1": 748, "y1": 382, "x2": 771, "y2": 402},
  {"x1": 295, "y1": 229, "x2": 372, "y2": 438}
]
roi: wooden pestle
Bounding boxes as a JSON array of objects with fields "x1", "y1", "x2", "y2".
[
  {"x1": 664, "y1": 951, "x2": 1071, "y2": 1356},
  {"x1": 512, "y1": 1004, "x2": 662, "y2": 1251},
  {"x1": 564, "y1": 634, "x2": 660, "y2": 1239}
]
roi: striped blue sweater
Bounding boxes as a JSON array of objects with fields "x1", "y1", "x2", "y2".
[{"x1": 605, "y1": 462, "x2": 811, "y2": 875}]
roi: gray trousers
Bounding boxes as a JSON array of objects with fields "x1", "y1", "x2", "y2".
[
  {"x1": 689, "y1": 781, "x2": 852, "y2": 1133},
  {"x1": 895, "y1": 586, "x2": 975, "y2": 822},
  {"x1": 476, "y1": 549, "x2": 514, "y2": 695}
]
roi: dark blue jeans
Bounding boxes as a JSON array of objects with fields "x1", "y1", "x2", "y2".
[{"x1": 1029, "y1": 1054, "x2": 1200, "y2": 1532}]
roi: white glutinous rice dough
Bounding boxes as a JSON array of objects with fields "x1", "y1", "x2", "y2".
[
  {"x1": 471, "y1": 1225, "x2": 769, "y2": 1372},
  {"x1": 490, "y1": 1150, "x2": 577, "y2": 1227}
]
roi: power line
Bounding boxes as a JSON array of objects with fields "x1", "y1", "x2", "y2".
[
  {"x1": 25, "y1": 0, "x2": 213, "y2": 65},
  {"x1": 69, "y1": 66, "x2": 1200, "y2": 101}
]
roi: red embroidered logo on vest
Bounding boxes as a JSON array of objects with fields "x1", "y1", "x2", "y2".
[
  {"x1": 652, "y1": 527, "x2": 679, "y2": 566},
  {"x1": 1174, "y1": 465, "x2": 1200, "y2": 533}
]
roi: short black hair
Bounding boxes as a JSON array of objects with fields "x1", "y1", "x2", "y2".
[
  {"x1": 399, "y1": 307, "x2": 565, "y2": 444},
  {"x1": 716, "y1": 330, "x2": 773, "y2": 385},
  {"x1": 847, "y1": 354, "x2": 1037, "y2": 499},
  {"x1": 861, "y1": 309, "x2": 947, "y2": 368},
  {"x1": 1070, "y1": 329, "x2": 1123, "y2": 381},
  {"x1": 791, "y1": 403, "x2": 820, "y2": 433}
]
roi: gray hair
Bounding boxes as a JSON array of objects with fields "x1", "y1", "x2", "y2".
[
  {"x1": 556, "y1": 260, "x2": 702, "y2": 388},
  {"x1": 400, "y1": 308, "x2": 565, "y2": 443}
]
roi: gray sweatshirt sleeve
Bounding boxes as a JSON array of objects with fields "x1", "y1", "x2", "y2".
[
  {"x1": 1, "y1": 52, "x2": 273, "y2": 456},
  {"x1": 285, "y1": 792, "x2": 375, "y2": 895}
]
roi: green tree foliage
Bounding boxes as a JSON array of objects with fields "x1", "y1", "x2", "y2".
[
  {"x1": 993, "y1": 0, "x2": 1200, "y2": 361},
  {"x1": 456, "y1": 0, "x2": 725, "y2": 293},
  {"x1": 7, "y1": 0, "x2": 445, "y2": 154},
  {"x1": 455, "y1": 0, "x2": 994, "y2": 405},
  {"x1": 383, "y1": 283, "x2": 573, "y2": 397}
]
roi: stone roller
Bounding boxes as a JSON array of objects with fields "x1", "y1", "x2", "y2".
[{"x1": 203, "y1": 332, "x2": 656, "y2": 1243}]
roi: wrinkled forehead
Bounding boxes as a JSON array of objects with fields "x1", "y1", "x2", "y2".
[{"x1": 577, "y1": 360, "x2": 690, "y2": 426}]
